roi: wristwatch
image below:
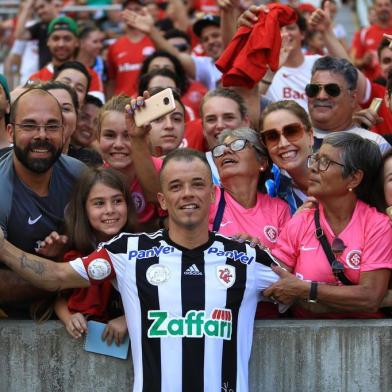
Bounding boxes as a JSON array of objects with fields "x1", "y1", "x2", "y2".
[{"x1": 306, "y1": 281, "x2": 318, "y2": 303}]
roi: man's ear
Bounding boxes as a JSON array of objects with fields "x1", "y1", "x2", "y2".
[
  {"x1": 157, "y1": 192, "x2": 167, "y2": 211},
  {"x1": 6, "y1": 123, "x2": 13, "y2": 144}
]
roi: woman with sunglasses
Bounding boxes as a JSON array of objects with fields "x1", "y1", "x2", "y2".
[
  {"x1": 264, "y1": 132, "x2": 392, "y2": 318},
  {"x1": 209, "y1": 127, "x2": 291, "y2": 250},
  {"x1": 261, "y1": 100, "x2": 314, "y2": 214}
]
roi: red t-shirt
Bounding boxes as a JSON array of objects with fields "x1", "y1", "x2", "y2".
[
  {"x1": 107, "y1": 35, "x2": 155, "y2": 97},
  {"x1": 29, "y1": 63, "x2": 104, "y2": 101},
  {"x1": 361, "y1": 82, "x2": 392, "y2": 135},
  {"x1": 64, "y1": 250, "x2": 114, "y2": 321},
  {"x1": 352, "y1": 23, "x2": 392, "y2": 81},
  {"x1": 182, "y1": 80, "x2": 207, "y2": 118},
  {"x1": 184, "y1": 118, "x2": 208, "y2": 152}
]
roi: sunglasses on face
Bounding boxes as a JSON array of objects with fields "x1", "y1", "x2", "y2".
[
  {"x1": 212, "y1": 139, "x2": 249, "y2": 158},
  {"x1": 381, "y1": 57, "x2": 392, "y2": 65},
  {"x1": 305, "y1": 83, "x2": 342, "y2": 98},
  {"x1": 173, "y1": 43, "x2": 189, "y2": 52},
  {"x1": 261, "y1": 122, "x2": 305, "y2": 148}
]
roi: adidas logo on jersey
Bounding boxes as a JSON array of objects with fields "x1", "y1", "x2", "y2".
[{"x1": 184, "y1": 264, "x2": 202, "y2": 276}]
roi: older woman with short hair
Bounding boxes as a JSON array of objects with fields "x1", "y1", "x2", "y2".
[
  {"x1": 209, "y1": 127, "x2": 291, "y2": 249},
  {"x1": 264, "y1": 132, "x2": 392, "y2": 318}
]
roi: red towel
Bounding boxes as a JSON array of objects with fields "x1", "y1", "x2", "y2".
[{"x1": 216, "y1": 4, "x2": 297, "y2": 88}]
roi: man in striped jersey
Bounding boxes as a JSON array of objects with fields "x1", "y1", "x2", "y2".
[{"x1": 0, "y1": 148, "x2": 280, "y2": 392}]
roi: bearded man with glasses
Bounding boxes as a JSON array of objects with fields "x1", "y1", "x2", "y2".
[
  {"x1": 306, "y1": 56, "x2": 390, "y2": 153},
  {"x1": 0, "y1": 86, "x2": 85, "y2": 318}
]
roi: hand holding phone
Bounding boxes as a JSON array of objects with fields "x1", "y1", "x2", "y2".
[{"x1": 133, "y1": 88, "x2": 176, "y2": 127}]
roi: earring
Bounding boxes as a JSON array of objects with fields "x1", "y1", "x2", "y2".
[{"x1": 348, "y1": 187, "x2": 353, "y2": 192}]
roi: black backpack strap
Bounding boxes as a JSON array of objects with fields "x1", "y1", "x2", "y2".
[
  {"x1": 314, "y1": 209, "x2": 354, "y2": 286},
  {"x1": 212, "y1": 188, "x2": 226, "y2": 232}
]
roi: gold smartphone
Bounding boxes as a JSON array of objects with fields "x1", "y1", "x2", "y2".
[
  {"x1": 134, "y1": 88, "x2": 176, "y2": 127},
  {"x1": 369, "y1": 97, "x2": 383, "y2": 113}
]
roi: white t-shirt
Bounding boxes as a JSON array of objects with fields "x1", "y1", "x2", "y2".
[
  {"x1": 193, "y1": 55, "x2": 222, "y2": 91},
  {"x1": 266, "y1": 55, "x2": 321, "y2": 111}
]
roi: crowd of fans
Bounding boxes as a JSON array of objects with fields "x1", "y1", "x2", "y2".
[{"x1": 1, "y1": 0, "x2": 392, "y2": 343}]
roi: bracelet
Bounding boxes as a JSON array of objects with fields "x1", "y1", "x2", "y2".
[
  {"x1": 261, "y1": 79, "x2": 272, "y2": 85},
  {"x1": 306, "y1": 281, "x2": 318, "y2": 303}
]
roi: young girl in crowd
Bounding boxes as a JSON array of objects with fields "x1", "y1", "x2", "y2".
[
  {"x1": 97, "y1": 95, "x2": 162, "y2": 231},
  {"x1": 53, "y1": 167, "x2": 137, "y2": 343}
]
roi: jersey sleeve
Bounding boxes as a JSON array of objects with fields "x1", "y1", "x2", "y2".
[
  {"x1": 254, "y1": 246, "x2": 279, "y2": 291},
  {"x1": 69, "y1": 246, "x2": 116, "y2": 285},
  {"x1": 107, "y1": 44, "x2": 117, "y2": 80},
  {"x1": 361, "y1": 215, "x2": 392, "y2": 272}
]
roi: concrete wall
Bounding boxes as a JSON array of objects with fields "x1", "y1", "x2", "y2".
[{"x1": 1, "y1": 319, "x2": 392, "y2": 391}]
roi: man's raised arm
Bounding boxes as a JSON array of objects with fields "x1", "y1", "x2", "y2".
[{"x1": 0, "y1": 229, "x2": 89, "y2": 292}]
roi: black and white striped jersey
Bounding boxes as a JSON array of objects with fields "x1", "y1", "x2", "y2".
[{"x1": 70, "y1": 229, "x2": 278, "y2": 392}]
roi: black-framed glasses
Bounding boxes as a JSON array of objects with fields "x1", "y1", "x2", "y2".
[
  {"x1": 307, "y1": 154, "x2": 345, "y2": 172},
  {"x1": 12, "y1": 122, "x2": 63, "y2": 133},
  {"x1": 305, "y1": 83, "x2": 342, "y2": 98},
  {"x1": 261, "y1": 122, "x2": 305, "y2": 148},
  {"x1": 212, "y1": 139, "x2": 249, "y2": 158}
]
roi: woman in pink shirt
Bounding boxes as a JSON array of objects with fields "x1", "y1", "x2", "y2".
[
  {"x1": 264, "y1": 132, "x2": 392, "y2": 318},
  {"x1": 209, "y1": 127, "x2": 291, "y2": 249}
]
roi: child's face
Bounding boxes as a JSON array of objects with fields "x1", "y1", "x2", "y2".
[{"x1": 86, "y1": 182, "x2": 128, "y2": 242}]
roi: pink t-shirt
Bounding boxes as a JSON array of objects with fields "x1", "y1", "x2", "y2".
[
  {"x1": 208, "y1": 187, "x2": 291, "y2": 248},
  {"x1": 272, "y1": 201, "x2": 392, "y2": 318}
]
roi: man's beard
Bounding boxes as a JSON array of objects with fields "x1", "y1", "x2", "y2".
[{"x1": 13, "y1": 139, "x2": 62, "y2": 174}]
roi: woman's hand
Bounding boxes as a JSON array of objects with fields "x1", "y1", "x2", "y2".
[
  {"x1": 264, "y1": 265, "x2": 309, "y2": 304},
  {"x1": 294, "y1": 197, "x2": 318, "y2": 216},
  {"x1": 352, "y1": 107, "x2": 383, "y2": 130},
  {"x1": 125, "y1": 91, "x2": 151, "y2": 139},
  {"x1": 236, "y1": 5, "x2": 269, "y2": 29},
  {"x1": 232, "y1": 233, "x2": 261, "y2": 248},
  {"x1": 102, "y1": 315, "x2": 128, "y2": 346},
  {"x1": 35, "y1": 231, "x2": 68, "y2": 258},
  {"x1": 65, "y1": 312, "x2": 88, "y2": 339}
]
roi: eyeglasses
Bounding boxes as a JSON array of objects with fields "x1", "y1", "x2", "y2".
[
  {"x1": 212, "y1": 139, "x2": 249, "y2": 158},
  {"x1": 12, "y1": 122, "x2": 63, "y2": 133},
  {"x1": 261, "y1": 122, "x2": 305, "y2": 148},
  {"x1": 307, "y1": 154, "x2": 345, "y2": 172},
  {"x1": 331, "y1": 237, "x2": 347, "y2": 275},
  {"x1": 305, "y1": 83, "x2": 342, "y2": 98}
]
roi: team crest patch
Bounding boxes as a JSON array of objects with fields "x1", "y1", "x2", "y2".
[
  {"x1": 132, "y1": 192, "x2": 146, "y2": 214},
  {"x1": 146, "y1": 264, "x2": 171, "y2": 286},
  {"x1": 87, "y1": 258, "x2": 112, "y2": 280},
  {"x1": 264, "y1": 225, "x2": 278, "y2": 243},
  {"x1": 216, "y1": 265, "x2": 236, "y2": 288},
  {"x1": 346, "y1": 250, "x2": 361, "y2": 270}
]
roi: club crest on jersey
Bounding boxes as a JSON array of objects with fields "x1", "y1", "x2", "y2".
[
  {"x1": 146, "y1": 264, "x2": 171, "y2": 285},
  {"x1": 216, "y1": 265, "x2": 236, "y2": 288},
  {"x1": 346, "y1": 250, "x2": 361, "y2": 270},
  {"x1": 129, "y1": 245, "x2": 175, "y2": 260},
  {"x1": 87, "y1": 258, "x2": 111, "y2": 280},
  {"x1": 207, "y1": 247, "x2": 254, "y2": 264},
  {"x1": 148, "y1": 308, "x2": 232, "y2": 340},
  {"x1": 264, "y1": 225, "x2": 278, "y2": 243}
]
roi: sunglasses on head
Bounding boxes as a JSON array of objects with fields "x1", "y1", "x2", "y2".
[
  {"x1": 305, "y1": 83, "x2": 342, "y2": 98},
  {"x1": 261, "y1": 122, "x2": 304, "y2": 148}
]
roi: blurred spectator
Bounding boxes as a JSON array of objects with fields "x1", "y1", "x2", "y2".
[
  {"x1": 70, "y1": 94, "x2": 103, "y2": 166},
  {"x1": 76, "y1": 23, "x2": 107, "y2": 83},
  {"x1": 0, "y1": 75, "x2": 11, "y2": 157},
  {"x1": 106, "y1": 0, "x2": 155, "y2": 98},
  {"x1": 140, "y1": 50, "x2": 207, "y2": 117},
  {"x1": 28, "y1": 17, "x2": 105, "y2": 103},
  {"x1": 0, "y1": 87, "x2": 85, "y2": 318},
  {"x1": 53, "y1": 61, "x2": 91, "y2": 106},
  {"x1": 125, "y1": 11, "x2": 223, "y2": 90},
  {"x1": 147, "y1": 87, "x2": 187, "y2": 156},
  {"x1": 351, "y1": 0, "x2": 392, "y2": 81}
]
